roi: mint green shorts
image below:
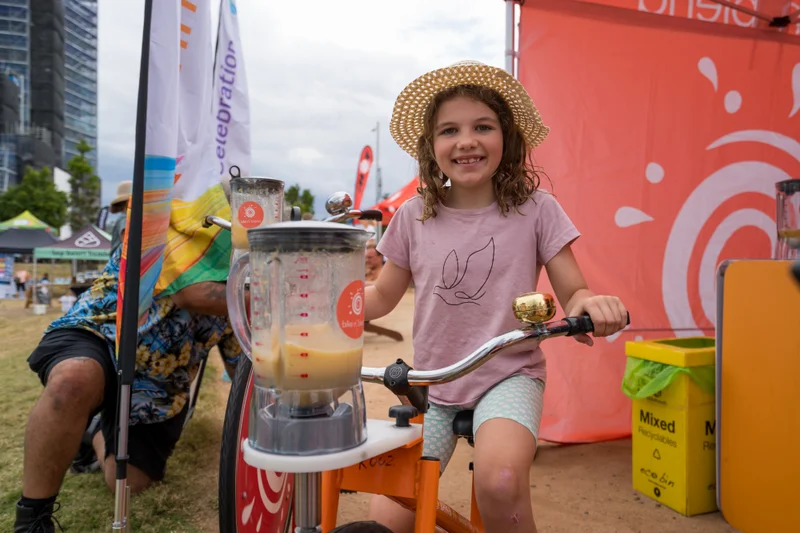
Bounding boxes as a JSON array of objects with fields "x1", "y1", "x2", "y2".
[{"x1": 421, "y1": 374, "x2": 545, "y2": 472}]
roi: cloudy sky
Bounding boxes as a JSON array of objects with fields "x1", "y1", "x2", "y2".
[{"x1": 97, "y1": 0, "x2": 509, "y2": 214}]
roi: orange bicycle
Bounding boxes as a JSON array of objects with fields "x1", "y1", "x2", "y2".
[{"x1": 238, "y1": 291, "x2": 629, "y2": 532}]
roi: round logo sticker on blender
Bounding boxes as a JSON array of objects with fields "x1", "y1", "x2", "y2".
[
  {"x1": 336, "y1": 280, "x2": 365, "y2": 339},
  {"x1": 237, "y1": 201, "x2": 265, "y2": 229}
]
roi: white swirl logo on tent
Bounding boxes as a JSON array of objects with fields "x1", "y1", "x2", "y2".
[
  {"x1": 74, "y1": 231, "x2": 102, "y2": 248},
  {"x1": 614, "y1": 57, "x2": 799, "y2": 338}
]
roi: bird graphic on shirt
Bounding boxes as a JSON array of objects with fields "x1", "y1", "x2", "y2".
[{"x1": 433, "y1": 238, "x2": 495, "y2": 306}]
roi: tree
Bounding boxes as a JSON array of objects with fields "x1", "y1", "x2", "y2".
[
  {"x1": 66, "y1": 139, "x2": 101, "y2": 231},
  {"x1": 0, "y1": 166, "x2": 68, "y2": 230},
  {"x1": 285, "y1": 184, "x2": 315, "y2": 215}
]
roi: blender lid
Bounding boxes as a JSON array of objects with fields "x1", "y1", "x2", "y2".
[
  {"x1": 776, "y1": 179, "x2": 800, "y2": 194},
  {"x1": 247, "y1": 220, "x2": 371, "y2": 251},
  {"x1": 230, "y1": 176, "x2": 285, "y2": 190}
]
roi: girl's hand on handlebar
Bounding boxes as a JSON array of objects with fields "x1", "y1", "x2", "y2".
[{"x1": 566, "y1": 294, "x2": 628, "y2": 346}]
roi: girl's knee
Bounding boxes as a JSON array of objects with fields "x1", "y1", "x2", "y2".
[{"x1": 475, "y1": 464, "x2": 527, "y2": 504}]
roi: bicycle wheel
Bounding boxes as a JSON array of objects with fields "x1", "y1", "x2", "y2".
[{"x1": 219, "y1": 357, "x2": 295, "y2": 532}]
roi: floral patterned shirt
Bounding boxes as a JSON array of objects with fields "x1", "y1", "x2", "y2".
[{"x1": 46, "y1": 246, "x2": 241, "y2": 425}]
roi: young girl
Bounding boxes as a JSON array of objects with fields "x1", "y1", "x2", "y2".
[{"x1": 363, "y1": 61, "x2": 628, "y2": 532}]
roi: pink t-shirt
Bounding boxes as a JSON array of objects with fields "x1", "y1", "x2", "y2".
[{"x1": 377, "y1": 191, "x2": 580, "y2": 407}]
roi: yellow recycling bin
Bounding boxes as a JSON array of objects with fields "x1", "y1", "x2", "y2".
[{"x1": 623, "y1": 337, "x2": 717, "y2": 517}]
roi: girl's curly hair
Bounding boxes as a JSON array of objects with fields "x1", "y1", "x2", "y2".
[{"x1": 415, "y1": 84, "x2": 545, "y2": 221}]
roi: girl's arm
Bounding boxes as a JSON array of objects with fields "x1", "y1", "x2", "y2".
[
  {"x1": 544, "y1": 244, "x2": 627, "y2": 344},
  {"x1": 364, "y1": 260, "x2": 412, "y2": 321}
]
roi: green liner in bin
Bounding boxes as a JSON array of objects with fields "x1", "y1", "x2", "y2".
[{"x1": 622, "y1": 337, "x2": 716, "y2": 400}]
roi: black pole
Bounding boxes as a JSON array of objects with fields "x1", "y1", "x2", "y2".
[
  {"x1": 113, "y1": 0, "x2": 152, "y2": 530},
  {"x1": 793, "y1": 259, "x2": 800, "y2": 285},
  {"x1": 212, "y1": 0, "x2": 222, "y2": 76}
]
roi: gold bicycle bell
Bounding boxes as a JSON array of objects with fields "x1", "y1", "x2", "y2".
[{"x1": 512, "y1": 292, "x2": 556, "y2": 324}]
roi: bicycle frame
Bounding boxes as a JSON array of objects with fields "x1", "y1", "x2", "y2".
[{"x1": 320, "y1": 411, "x2": 483, "y2": 533}]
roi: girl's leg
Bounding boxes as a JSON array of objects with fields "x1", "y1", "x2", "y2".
[
  {"x1": 472, "y1": 376, "x2": 545, "y2": 533},
  {"x1": 366, "y1": 402, "x2": 460, "y2": 533}
]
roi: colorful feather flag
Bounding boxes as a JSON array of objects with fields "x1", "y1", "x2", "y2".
[{"x1": 118, "y1": 0, "x2": 235, "y2": 333}]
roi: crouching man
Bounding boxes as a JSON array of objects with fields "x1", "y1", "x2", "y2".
[{"x1": 14, "y1": 245, "x2": 240, "y2": 533}]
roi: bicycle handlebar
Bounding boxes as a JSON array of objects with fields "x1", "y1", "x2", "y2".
[
  {"x1": 324, "y1": 209, "x2": 383, "y2": 224},
  {"x1": 361, "y1": 313, "x2": 630, "y2": 408},
  {"x1": 357, "y1": 209, "x2": 384, "y2": 221}
]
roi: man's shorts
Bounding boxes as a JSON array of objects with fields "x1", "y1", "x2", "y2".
[
  {"x1": 28, "y1": 328, "x2": 188, "y2": 482},
  {"x1": 421, "y1": 374, "x2": 545, "y2": 472}
]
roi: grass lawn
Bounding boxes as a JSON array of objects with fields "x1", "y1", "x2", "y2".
[{"x1": 0, "y1": 299, "x2": 228, "y2": 532}]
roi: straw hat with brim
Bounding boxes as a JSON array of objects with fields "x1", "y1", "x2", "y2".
[
  {"x1": 389, "y1": 60, "x2": 550, "y2": 159},
  {"x1": 111, "y1": 180, "x2": 132, "y2": 206}
]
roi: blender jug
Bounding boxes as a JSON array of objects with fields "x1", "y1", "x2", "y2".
[
  {"x1": 230, "y1": 176, "x2": 285, "y2": 251},
  {"x1": 775, "y1": 179, "x2": 800, "y2": 260},
  {"x1": 227, "y1": 221, "x2": 372, "y2": 455}
]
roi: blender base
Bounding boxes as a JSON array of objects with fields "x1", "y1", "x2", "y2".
[
  {"x1": 243, "y1": 419, "x2": 422, "y2": 473},
  {"x1": 250, "y1": 399, "x2": 367, "y2": 456},
  {"x1": 249, "y1": 382, "x2": 372, "y2": 456}
]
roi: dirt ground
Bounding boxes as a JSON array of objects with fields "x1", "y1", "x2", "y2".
[{"x1": 334, "y1": 291, "x2": 739, "y2": 532}]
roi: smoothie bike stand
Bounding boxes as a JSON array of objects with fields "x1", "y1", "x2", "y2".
[{"x1": 206, "y1": 188, "x2": 628, "y2": 533}]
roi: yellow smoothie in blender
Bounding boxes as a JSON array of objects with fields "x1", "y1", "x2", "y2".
[
  {"x1": 252, "y1": 323, "x2": 363, "y2": 391},
  {"x1": 231, "y1": 222, "x2": 250, "y2": 250}
]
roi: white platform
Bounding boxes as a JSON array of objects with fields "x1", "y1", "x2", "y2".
[{"x1": 242, "y1": 418, "x2": 423, "y2": 473}]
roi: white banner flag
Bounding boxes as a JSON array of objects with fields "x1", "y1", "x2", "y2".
[
  {"x1": 212, "y1": 0, "x2": 251, "y2": 179},
  {"x1": 172, "y1": 0, "x2": 217, "y2": 201}
]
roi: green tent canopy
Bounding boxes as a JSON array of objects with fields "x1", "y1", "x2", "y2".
[
  {"x1": 0, "y1": 210, "x2": 55, "y2": 232},
  {"x1": 34, "y1": 225, "x2": 112, "y2": 261}
]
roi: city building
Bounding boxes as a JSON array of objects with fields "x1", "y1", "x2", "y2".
[
  {"x1": 62, "y1": 0, "x2": 97, "y2": 169},
  {"x1": 0, "y1": 0, "x2": 29, "y2": 131},
  {"x1": 0, "y1": 0, "x2": 97, "y2": 192}
]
